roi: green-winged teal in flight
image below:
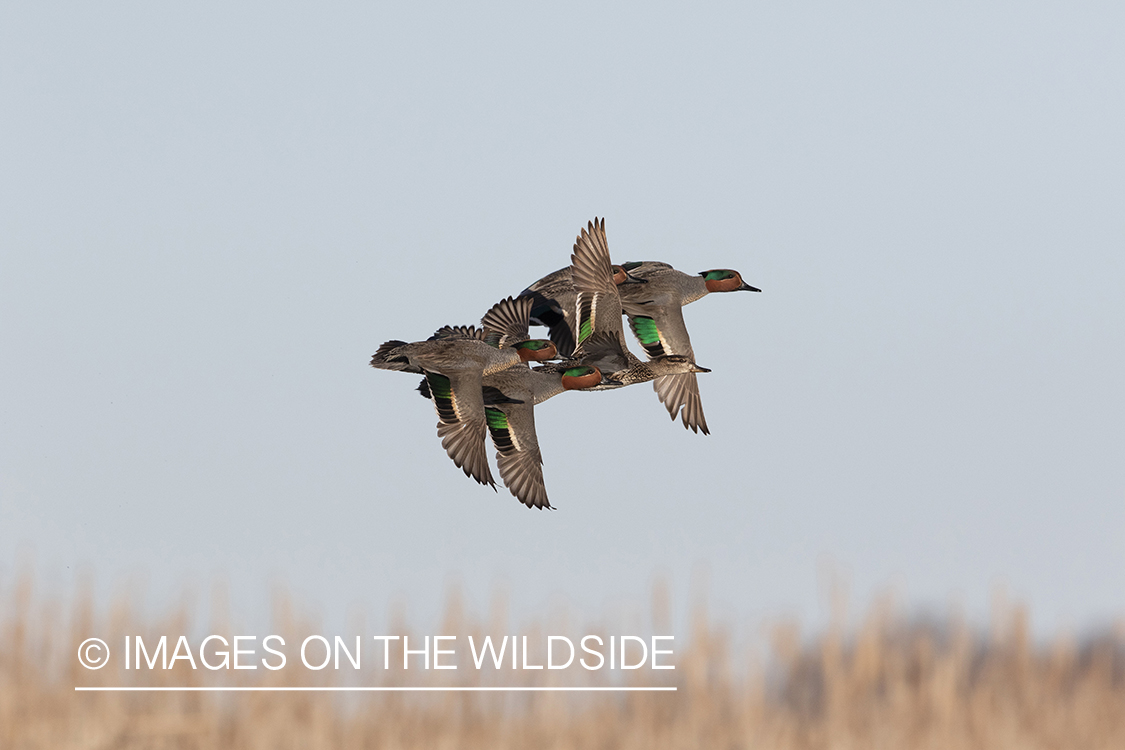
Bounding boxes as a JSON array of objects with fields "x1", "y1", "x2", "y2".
[
  {"x1": 369, "y1": 217, "x2": 757, "y2": 508},
  {"x1": 615, "y1": 262, "x2": 760, "y2": 434},
  {"x1": 415, "y1": 296, "x2": 611, "y2": 509},
  {"x1": 370, "y1": 302, "x2": 558, "y2": 489}
]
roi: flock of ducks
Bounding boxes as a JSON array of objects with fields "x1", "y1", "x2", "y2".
[{"x1": 370, "y1": 218, "x2": 760, "y2": 509}]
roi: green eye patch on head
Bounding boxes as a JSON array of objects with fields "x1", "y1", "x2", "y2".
[
  {"x1": 516, "y1": 340, "x2": 551, "y2": 350},
  {"x1": 620, "y1": 261, "x2": 643, "y2": 271},
  {"x1": 702, "y1": 270, "x2": 735, "y2": 281},
  {"x1": 563, "y1": 366, "x2": 595, "y2": 378}
]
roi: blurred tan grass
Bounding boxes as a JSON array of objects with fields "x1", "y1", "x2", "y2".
[{"x1": 3, "y1": 571, "x2": 1124, "y2": 749}]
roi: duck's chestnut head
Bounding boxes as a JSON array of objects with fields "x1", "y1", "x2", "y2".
[
  {"x1": 699, "y1": 269, "x2": 760, "y2": 293},
  {"x1": 514, "y1": 339, "x2": 558, "y2": 362},
  {"x1": 560, "y1": 365, "x2": 603, "y2": 389}
]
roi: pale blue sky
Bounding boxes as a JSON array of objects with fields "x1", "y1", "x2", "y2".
[{"x1": 2, "y1": 1, "x2": 1123, "y2": 635}]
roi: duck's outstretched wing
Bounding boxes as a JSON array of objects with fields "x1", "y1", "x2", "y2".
[
  {"x1": 423, "y1": 370, "x2": 495, "y2": 489},
  {"x1": 625, "y1": 302, "x2": 695, "y2": 359},
  {"x1": 569, "y1": 218, "x2": 627, "y2": 352},
  {"x1": 429, "y1": 325, "x2": 484, "y2": 341},
  {"x1": 653, "y1": 372, "x2": 710, "y2": 435},
  {"x1": 485, "y1": 402, "x2": 551, "y2": 510},
  {"x1": 481, "y1": 296, "x2": 533, "y2": 349},
  {"x1": 625, "y1": 308, "x2": 710, "y2": 434}
]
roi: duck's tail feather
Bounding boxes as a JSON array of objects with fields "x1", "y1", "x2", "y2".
[{"x1": 370, "y1": 340, "x2": 422, "y2": 372}]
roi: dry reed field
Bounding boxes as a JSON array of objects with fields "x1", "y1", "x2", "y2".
[{"x1": 2, "y1": 572, "x2": 1124, "y2": 750}]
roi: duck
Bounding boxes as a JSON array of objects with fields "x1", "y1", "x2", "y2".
[
  {"x1": 370, "y1": 303, "x2": 559, "y2": 489},
  {"x1": 566, "y1": 218, "x2": 711, "y2": 389},
  {"x1": 416, "y1": 296, "x2": 612, "y2": 509},
  {"x1": 615, "y1": 262, "x2": 761, "y2": 434}
]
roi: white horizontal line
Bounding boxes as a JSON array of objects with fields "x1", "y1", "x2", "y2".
[{"x1": 74, "y1": 686, "x2": 676, "y2": 692}]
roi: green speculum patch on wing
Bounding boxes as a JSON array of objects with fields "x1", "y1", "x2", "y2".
[
  {"x1": 426, "y1": 372, "x2": 452, "y2": 399},
  {"x1": 629, "y1": 315, "x2": 666, "y2": 358},
  {"x1": 578, "y1": 319, "x2": 593, "y2": 343},
  {"x1": 425, "y1": 372, "x2": 457, "y2": 423},
  {"x1": 484, "y1": 407, "x2": 515, "y2": 453},
  {"x1": 576, "y1": 293, "x2": 596, "y2": 344},
  {"x1": 485, "y1": 407, "x2": 509, "y2": 430}
]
